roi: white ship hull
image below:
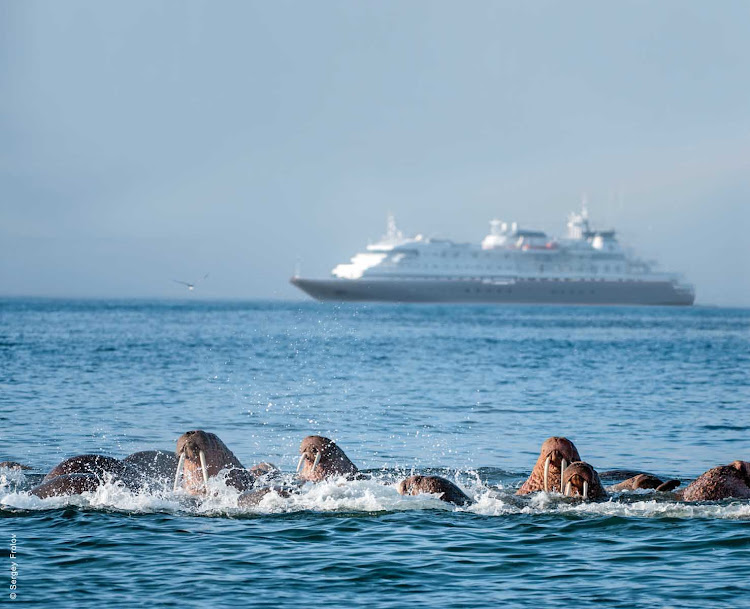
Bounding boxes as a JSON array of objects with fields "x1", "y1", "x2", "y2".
[{"x1": 291, "y1": 277, "x2": 695, "y2": 306}]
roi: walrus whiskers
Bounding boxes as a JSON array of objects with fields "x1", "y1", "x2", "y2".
[
  {"x1": 543, "y1": 456, "x2": 550, "y2": 492},
  {"x1": 583, "y1": 480, "x2": 589, "y2": 499},
  {"x1": 173, "y1": 453, "x2": 185, "y2": 491},
  {"x1": 560, "y1": 459, "x2": 567, "y2": 493},
  {"x1": 199, "y1": 450, "x2": 210, "y2": 487}
]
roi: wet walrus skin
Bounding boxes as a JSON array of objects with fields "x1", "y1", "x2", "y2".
[
  {"x1": 29, "y1": 455, "x2": 130, "y2": 498},
  {"x1": 297, "y1": 436, "x2": 359, "y2": 482},
  {"x1": 560, "y1": 461, "x2": 608, "y2": 500},
  {"x1": 681, "y1": 461, "x2": 750, "y2": 501},
  {"x1": 30, "y1": 473, "x2": 103, "y2": 499},
  {"x1": 122, "y1": 450, "x2": 179, "y2": 490},
  {"x1": 609, "y1": 473, "x2": 680, "y2": 493},
  {"x1": 517, "y1": 437, "x2": 581, "y2": 495},
  {"x1": 174, "y1": 430, "x2": 254, "y2": 495},
  {"x1": 42, "y1": 454, "x2": 127, "y2": 483},
  {"x1": 32, "y1": 451, "x2": 184, "y2": 497},
  {"x1": 238, "y1": 486, "x2": 293, "y2": 507},
  {"x1": 398, "y1": 475, "x2": 471, "y2": 506},
  {"x1": 0, "y1": 461, "x2": 32, "y2": 470}
]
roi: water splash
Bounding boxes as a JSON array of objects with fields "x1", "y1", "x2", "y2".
[{"x1": 3, "y1": 470, "x2": 748, "y2": 520}]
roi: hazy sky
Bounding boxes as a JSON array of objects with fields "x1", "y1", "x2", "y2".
[{"x1": 2, "y1": 1, "x2": 749, "y2": 305}]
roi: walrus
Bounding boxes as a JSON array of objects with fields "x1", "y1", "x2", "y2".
[
  {"x1": 397, "y1": 475, "x2": 471, "y2": 506},
  {"x1": 297, "y1": 436, "x2": 359, "y2": 482},
  {"x1": 680, "y1": 460, "x2": 750, "y2": 501},
  {"x1": 0, "y1": 461, "x2": 32, "y2": 470},
  {"x1": 174, "y1": 430, "x2": 254, "y2": 494},
  {"x1": 29, "y1": 473, "x2": 103, "y2": 499},
  {"x1": 42, "y1": 454, "x2": 127, "y2": 483},
  {"x1": 609, "y1": 473, "x2": 680, "y2": 493},
  {"x1": 517, "y1": 437, "x2": 581, "y2": 495},
  {"x1": 559, "y1": 461, "x2": 608, "y2": 500},
  {"x1": 248, "y1": 462, "x2": 280, "y2": 478},
  {"x1": 237, "y1": 486, "x2": 293, "y2": 507},
  {"x1": 28, "y1": 454, "x2": 130, "y2": 498}
]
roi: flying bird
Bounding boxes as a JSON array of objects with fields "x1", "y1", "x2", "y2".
[{"x1": 173, "y1": 273, "x2": 209, "y2": 291}]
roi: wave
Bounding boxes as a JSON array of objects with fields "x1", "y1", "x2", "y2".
[{"x1": 2, "y1": 468, "x2": 749, "y2": 520}]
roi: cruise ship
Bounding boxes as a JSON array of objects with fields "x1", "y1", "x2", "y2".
[{"x1": 291, "y1": 207, "x2": 695, "y2": 305}]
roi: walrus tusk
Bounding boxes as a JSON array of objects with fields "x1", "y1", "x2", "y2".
[
  {"x1": 173, "y1": 453, "x2": 185, "y2": 491},
  {"x1": 311, "y1": 452, "x2": 321, "y2": 474},
  {"x1": 560, "y1": 459, "x2": 567, "y2": 493},
  {"x1": 296, "y1": 455, "x2": 305, "y2": 473},
  {"x1": 199, "y1": 450, "x2": 209, "y2": 487},
  {"x1": 543, "y1": 456, "x2": 550, "y2": 492},
  {"x1": 583, "y1": 481, "x2": 588, "y2": 500},
  {"x1": 564, "y1": 482, "x2": 572, "y2": 497}
]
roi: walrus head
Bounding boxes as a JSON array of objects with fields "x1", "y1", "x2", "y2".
[
  {"x1": 174, "y1": 431, "x2": 248, "y2": 495},
  {"x1": 397, "y1": 475, "x2": 471, "y2": 506},
  {"x1": 517, "y1": 437, "x2": 582, "y2": 495},
  {"x1": 297, "y1": 436, "x2": 358, "y2": 482},
  {"x1": 560, "y1": 461, "x2": 607, "y2": 500},
  {"x1": 681, "y1": 460, "x2": 750, "y2": 501}
]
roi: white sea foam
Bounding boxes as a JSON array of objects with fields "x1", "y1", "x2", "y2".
[
  {"x1": 2, "y1": 473, "x2": 749, "y2": 520},
  {"x1": 0, "y1": 468, "x2": 28, "y2": 492}
]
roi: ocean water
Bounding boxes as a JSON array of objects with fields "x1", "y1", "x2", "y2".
[{"x1": 1, "y1": 300, "x2": 749, "y2": 608}]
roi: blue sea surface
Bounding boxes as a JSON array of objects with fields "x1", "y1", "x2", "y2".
[{"x1": 1, "y1": 300, "x2": 749, "y2": 608}]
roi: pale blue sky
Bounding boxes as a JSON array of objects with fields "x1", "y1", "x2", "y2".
[{"x1": 2, "y1": 1, "x2": 749, "y2": 304}]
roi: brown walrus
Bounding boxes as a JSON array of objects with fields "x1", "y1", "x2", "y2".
[
  {"x1": 30, "y1": 451, "x2": 184, "y2": 497},
  {"x1": 517, "y1": 437, "x2": 581, "y2": 495},
  {"x1": 29, "y1": 473, "x2": 103, "y2": 499},
  {"x1": 297, "y1": 436, "x2": 359, "y2": 482},
  {"x1": 560, "y1": 461, "x2": 608, "y2": 500},
  {"x1": 237, "y1": 486, "x2": 293, "y2": 507},
  {"x1": 0, "y1": 461, "x2": 32, "y2": 470},
  {"x1": 174, "y1": 430, "x2": 254, "y2": 495},
  {"x1": 681, "y1": 460, "x2": 750, "y2": 501},
  {"x1": 248, "y1": 462, "x2": 280, "y2": 478},
  {"x1": 609, "y1": 473, "x2": 680, "y2": 493},
  {"x1": 29, "y1": 454, "x2": 130, "y2": 498},
  {"x1": 397, "y1": 475, "x2": 471, "y2": 506},
  {"x1": 42, "y1": 454, "x2": 127, "y2": 483}
]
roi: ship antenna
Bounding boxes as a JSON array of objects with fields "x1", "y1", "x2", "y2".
[
  {"x1": 385, "y1": 212, "x2": 402, "y2": 241},
  {"x1": 387, "y1": 212, "x2": 397, "y2": 238}
]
